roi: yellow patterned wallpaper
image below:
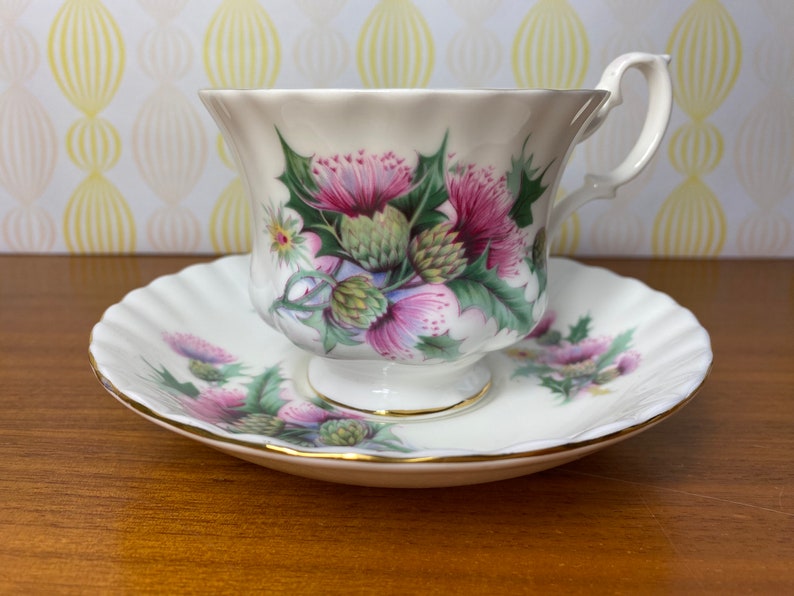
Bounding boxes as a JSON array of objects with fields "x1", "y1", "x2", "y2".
[{"x1": 1, "y1": 0, "x2": 792, "y2": 256}]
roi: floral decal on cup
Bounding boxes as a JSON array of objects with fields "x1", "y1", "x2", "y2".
[
  {"x1": 267, "y1": 129, "x2": 551, "y2": 361},
  {"x1": 147, "y1": 332, "x2": 412, "y2": 451},
  {"x1": 506, "y1": 311, "x2": 641, "y2": 403}
]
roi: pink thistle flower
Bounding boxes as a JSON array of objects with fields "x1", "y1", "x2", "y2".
[
  {"x1": 365, "y1": 285, "x2": 456, "y2": 360},
  {"x1": 181, "y1": 387, "x2": 246, "y2": 424},
  {"x1": 444, "y1": 164, "x2": 526, "y2": 277},
  {"x1": 310, "y1": 150, "x2": 415, "y2": 217},
  {"x1": 277, "y1": 401, "x2": 330, "y2": 426},
  {"x1": 543, "y1": 337, "x2": 612, "y2": 366},
  {"x1": 617, "y1": 350, "x2": 641, "y2": 375},
  {"x1": 163, "y1": 332, "x2": 236, "y2": 364}
]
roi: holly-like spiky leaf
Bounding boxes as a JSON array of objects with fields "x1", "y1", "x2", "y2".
[
  {"x1": 565, "y1": 315, "x2": 592, "y2": 344},
  {"x1": 596, "y1": 329, "x2": 635, "y2": 368},
  {"x1": 526, "y1": 254, "x2": 549, "y2": 298},
  {"x1": 391, "y1": 131, "x2": 450, "y2": 231},
  {"x1": 506, "y1": 141, "x2": 551, "y2": 229},
  {"x1": 218, "y1": 362, "x2": 245, "y2": 382},
  {"x1": 276, "y1": 127, "x2": 345, "y2": 258},
  {"x1": 243, "y1": 365, "x2": 287, "y2": 416},
  {"x1": 147, "y1": 362, "x2": 199, "y2": 398},
  {"x1": 276, "y1": 128, "x2": 317, "y2": 201},
  {"x1": 539, "y1": 375, "x2": 575, "y2": 401},
  {"x1": 536, "y1": 265, "x2": 548, "y2": 297},
  {"x1": 367, "y1": 423, "x2": 414, "y2": 453},
  {"x1": 447, "y1": 251, "x2": 534, "y2": 334},
  {"x1": 276, "y1": 427, "x2": 318, "y2": 446},
  {"x1": 511, "y1": 360, "x2": 553, "y2": 380},
  {"x1": 415, "y1": 331, "x2": 464, "y2": 361}
]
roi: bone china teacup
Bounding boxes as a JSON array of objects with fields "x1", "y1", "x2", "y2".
[{"x1": 200, "y1": 52, "x2": 672, "y2": 416}]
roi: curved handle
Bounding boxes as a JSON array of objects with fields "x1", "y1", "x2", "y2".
[{"x1": 548, "y1": 53, "x2": 673, "y2": 236}]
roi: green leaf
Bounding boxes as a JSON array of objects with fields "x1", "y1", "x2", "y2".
[
  {"x1": 243, "y1": 365, "x2": 288, "y2": 416},
  {"x1": 536, "y1": 266, "x2": 548, "y2": 297},
  {"x1": 276, "y1": 127, "x2": 317, "y2": 202},
  {"x1": 506, "y1": 141, "x2": 550, "y2": 229},
  {"x1": 276, "y1": 127, "x2": 346, "y2": 259},
  {"x1": 447, "y1": 251, "x2": 534, "y2": 334},
  {"x1": 367, "y1": 423, "x2": 413, "y2": 453},
  {"x1": 146, "y1": 361, "x2": 199, "y2": 398},
  {"x1": 415, "y1": 331, "x2": 464, "y2": 361},
  {"x1": 218, "y1": 362, "x2": 245, "y2": 382},
  {"x1": 565, "y1": 315, "x2": 592, "y2": 344},
  {"x1": 511, "y1": 360, "x2": 554, "y2": 379},
  {"x1": 391, "y1": 131, "x2": 450, "y2": 231},
  {"x1": 302, "y1": 309, "x2": 361, "y2": 354},
  {"x1": 277, "y1": 428, "x2": 317, "y2": 445},
  {"x1": 308, "y1": 395, "x2": 336, "y2": 413},
  {"x1": 539, "y1": 375, "x2": 574, "y2": 401},
  {"x1": 596, "y1": 329, "x2": 635, "y2": 368},
  {"x1": 525, "y1": 254, "x2": 549, "y2": 297}
]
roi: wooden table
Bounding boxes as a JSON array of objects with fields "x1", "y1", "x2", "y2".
[{"x1": 1, "y1": 255, "x2": 792, "y2": 594}]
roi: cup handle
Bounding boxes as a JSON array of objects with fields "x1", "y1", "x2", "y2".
[{"x1": 547, "y1": 53, "x2": 673, "y2": 236}]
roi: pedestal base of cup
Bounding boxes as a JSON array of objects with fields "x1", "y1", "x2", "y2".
[{"x1": 307, "y1": 356, "x2": 492, "y2": 417}]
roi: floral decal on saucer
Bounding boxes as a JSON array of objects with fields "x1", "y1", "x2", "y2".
[
  {"x1": 507, "y1": 311, "x2": 640, "y2": 403},
  {"x1": 267, "y1": 129, "x2": 552, "y2": 362},
  {"x1": 146, "y1": 332, "x2": 412, "y2": 451}
]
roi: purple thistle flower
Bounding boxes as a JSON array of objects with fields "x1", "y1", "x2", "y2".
[
  {"x1": 617, "y1": 350, "x2": 641, "y2": 375},
  {"x1": 162, "y1": 332, "x2": 236, "y2": 364},
  {"x1": 444, "y1": 163, "x2": 526, "y2": 277},
  {"x1": 181, "y1": 387, "x2": 246, "y2": 424},
  {"x1": 310, "y1": 150, "x2": 415, "y2": 217},
  {"x1": 365, "y1": 285, "x2": 456, "y2": 360},
  {"x1": 277, "y1": 400, "x2": 330, "y2": 426},
  {"x1": 543, "y1": 336, "x2": 612, "y2": 366}
]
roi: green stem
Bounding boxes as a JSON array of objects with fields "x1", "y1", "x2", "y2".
[
  {"x1": 407, "y1": 174, "x2": 432, "y2": 230},
  {"x1": 318, "y1": 211, "x2": 345, "y2": 248},
  {"x1": 283, "y1": 269, "x2": 337, "y2": 299},
  {"x1": 271, "y1": 269, "x2": 337, "y2": 314},
  {"x1": 381, "y1": 262, "x2": 419, "y2": 294},
  {"x1": 271, "y1": 300, "x2": 328, "y2": 313},
  {"x1": 294, "y1": 281, "x2": 329, "y2": 305}
]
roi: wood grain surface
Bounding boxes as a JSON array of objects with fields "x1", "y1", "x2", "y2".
[{"x1": 1, "y1": 255, "x2": 792, "y2": 594}]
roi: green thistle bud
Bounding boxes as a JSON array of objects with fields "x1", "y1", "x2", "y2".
[
  {"x1": 408, "y1": 223, "x2": 467, "y2": 283},
  {"x1": 594, "y1": 367, "x2": 620, "y2": 385},
  {"x1": 560, "y1": 360, "x2": 598, "y2": 378},
  {"x1": 319, "y1": 419, "x2": 369, "y2": 446},
  {"x1": 189, "y1": 360, "x2": 225, "y2": 382},
  {"x1": 330, "y1": 275, "x2": 389, "y2": 329},
  {"x1": 230, "y1": 413, "x2": 285, "y2": 436},
  {"x1": 340, "y1": 205, "x2": 410, "y2": 272}
]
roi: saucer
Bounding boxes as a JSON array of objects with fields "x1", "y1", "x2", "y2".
[{"x1": 89, "y1": 256, "x2": 712, "y2": 488}]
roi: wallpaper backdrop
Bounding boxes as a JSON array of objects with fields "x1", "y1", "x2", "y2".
[{"x1": 1, "y1": 0, "x2": 793, "y2": 257}]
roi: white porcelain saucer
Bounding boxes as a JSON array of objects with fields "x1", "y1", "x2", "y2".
[{"x1": 89, "y1": 256, "x2": 712, "y2": 488}]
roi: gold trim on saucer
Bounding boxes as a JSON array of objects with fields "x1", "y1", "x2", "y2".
[{"x1": 88, "y1": 348, "x2": 711, "y2": 466}]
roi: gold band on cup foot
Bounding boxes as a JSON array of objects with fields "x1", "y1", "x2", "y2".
[
  {"x1": 310, "y1": 379, "x2": 492, "y2": 418},
  {"x1": 305, "y1": 355, "x2": 493, "y2": 418}
]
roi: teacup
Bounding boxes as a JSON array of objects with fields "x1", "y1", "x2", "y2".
[{"x1": 200, "y1": 52, "x2": 672, "y2": 416}]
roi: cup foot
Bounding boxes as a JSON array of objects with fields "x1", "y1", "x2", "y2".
[{"x1": 306, "y1": 356, "x2": 492, "y2": 417}]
